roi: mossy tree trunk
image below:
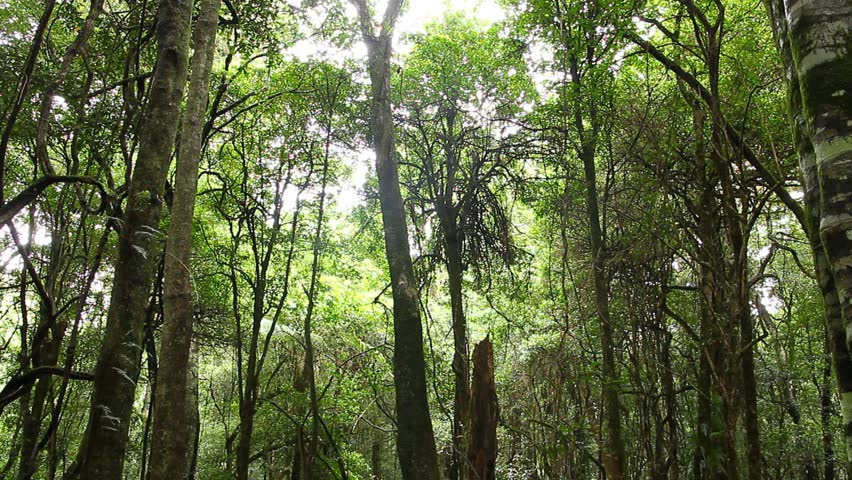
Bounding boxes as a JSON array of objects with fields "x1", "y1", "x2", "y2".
[
  {"x1": 350, "y1": 0, "x2": 441, "y2": 478},
  {"x1": 73, "y1": 0, "x2": 192, "y2": 477},
  {"x1": 148, "y1": 0, "x2": 219, "y2": 477},
  {"x1": 765, "y1": 0, "x2": 852, "y2": 470}
]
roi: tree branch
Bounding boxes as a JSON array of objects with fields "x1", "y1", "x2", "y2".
[
  {"x1": 624, "y1": 31, "x2": 808, "y2": 234},
  {"x1": 0, "y1": 175, "x2": 107, "y2": 225}
]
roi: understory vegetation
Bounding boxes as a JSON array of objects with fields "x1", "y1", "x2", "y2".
[{"x1": 0, "y1": 0, "x2": 850, "y2": 479}]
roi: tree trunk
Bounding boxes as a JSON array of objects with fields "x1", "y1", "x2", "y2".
[
  {"x1": 298, "y1": 111, "x2": 332, "y2": 480},
  {"x1": 187, "y1": 349, "x2": 201, "y2": 480},
  {"x1": 467, "y1": 337, "x2": 498, "y2": 480},
  {"x1": 371, "y1": 430, "x2": 383, "y2": 480},
  {"x1": 579, "y1": 135, "x2": 626, "y2": 480},
  {"x1": 823, "y1": 331, "x2": 836, "y2": 480},
  {"x1": 764, "y1": 0, "x2": 852, "y2": 468},
  {"x1": 445, "y1": 220, "x2": 470, "y2": 480},
  {"x1": 237, "y1": 337, "x2": 259, "y2": 480},
  {"x1": 689, "y1": 101, "x2": 727, "y2": 480},
  {"x1": 350, "y1": 1, "x2": 441, "y2": 478},
  {"x1": 148, "y1": 0, "x2": 219, "y2": 476},
  {"x1": 779, "y1": 0, "x2": 852, "y2": 383},
  {"x1": 18, "y1": 314, "x2": 65, "y2": 480},
  {"x1": 73, "y1": 0, "x2": 192, "y2": 476}
]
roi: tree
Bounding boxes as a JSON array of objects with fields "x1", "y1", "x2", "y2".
[
  {"x1": 763, "y1": 0, "x2": 852, "y2": 470},
  {"x1": 148, "y1": 0, "x2": 220, "y2": 477},
  {"x1": 395, "y1": 18, "x2": 530, "y2": 479},
  {"x1": 349, "y1": 0, "x2": 441, "y2": 478},
  {"x1": 72, "y1": 0, "x2": 193, "y2": 476},
  {"x1": 0, "y1": 0, "x2": 848, "y2": 478}
]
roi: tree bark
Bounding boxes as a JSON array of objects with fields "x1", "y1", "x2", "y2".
[
  {"x1": 578, "y1": 122, "x2": 626, "y2": 480},
  {"x1": 148, "y1": 0, "x2": 219, "y2": 476},
  {"x1": 467, "y1": 337, "x2": 498, "y2": 480},
  {"x1": 778, "y1": 0, "x2": 852, "y2": 378},
  {"x1": 73, "y1": 0, "x2": 192, "y2": 476},
  {"x1": 444, "y1": 217, "x2": 470, "y2": 480},
  {"x1": 795, "y1": 6, "x2": 852, "y2": 471},
  {"x1": 823, "y1": 331, "x2": 837, "y2": 480},
  {"x1": 766, "y1": 0, "x2": 852, "y2": 469},
  {"x1": 350, "y1": 1, "x2": 441, "y2": 479}
]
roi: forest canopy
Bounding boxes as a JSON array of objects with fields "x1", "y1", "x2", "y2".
[{"x1": 0, "y1": 0, "x2": 850, "y2": 479}]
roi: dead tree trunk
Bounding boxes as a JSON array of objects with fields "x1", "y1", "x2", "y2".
[{"x1": 467, "y1": 337, "x2": 498, "y2": 480}]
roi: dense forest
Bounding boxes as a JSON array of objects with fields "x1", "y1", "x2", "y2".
[{"x1": 0, "y1": 0, "x2": 850, "y2": 478}]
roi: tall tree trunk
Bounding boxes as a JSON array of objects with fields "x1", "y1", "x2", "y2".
[
  {"x1": 778, "y1": 0, "x2": 852, "y2": 383},
  {"x1": 73, "y1": 0, "x2": 192, "y2": 476},
  {"x1": 445, "y1": 220, "x2": 470, "y2": 480},
  {"x1": 350, "y1": 1, "x2": 441, "y2": 479},
  {"x1": 435, "y1": 109, "x2": 470, "y2": 480},
  {"x1": 148, "y1": 0, "x2": 219, "y2": 477},
  {"x1": 579, "y1": 133, "x2": 626, "y2": 480},
  {"x1": 689, "y1": 101, "x2": 727, "y2": 480},
  {"x1": 237, "y1": 298, "x2": 262, "y2": 480},
  {"x1": 298, "y1": 108, "x2": 332, "y2": 480},
  {"x1": 467, "y1": 337, "x2": 498, "y2": 480},
  {"x1": 764, "y1": 1, "x2": 852, "y2": 469}
]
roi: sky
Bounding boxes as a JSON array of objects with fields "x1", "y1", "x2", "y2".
[
  {"x1": 395, "y1": 0, "x2": 505, "y2": 34},
  {"x1": 313, "y1": 0, "x2": 508, "y2": 211}
]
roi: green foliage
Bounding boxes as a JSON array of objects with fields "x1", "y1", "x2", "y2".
[{"x1": 0, "y1": 0, "x2": 845, "y2": 479}]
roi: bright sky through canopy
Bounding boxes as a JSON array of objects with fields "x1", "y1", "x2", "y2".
[
  {"x1": 319, "y1": 0, "x2": 506, "y2": 211},
  {"x1": 394, "y1": 0, "x2": 505, "y2": 34}
]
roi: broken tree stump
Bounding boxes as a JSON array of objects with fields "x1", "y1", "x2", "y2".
[{"x1": 467, "y1": 336, "x2": 498, "y2": 480}]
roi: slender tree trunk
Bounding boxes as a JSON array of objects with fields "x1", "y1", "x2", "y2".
[
  {"x1": 350, "y1": 1, "x2": 441, "y2": 478},
  {"x1": 299, "y1": 109, "x2": 332, "y2": 480},
  {"x1": 823, "y1": 331, "x2": 837, "y2": 480},
  {"x1": 148, "y1": 0, "x2": 219, "y2": 477},
  {"x1": 237, "y1": 302, "x2": 261, "y2": 480},
  {"x1": 372, "y1": 430, "x2": 383, "y2": 480},
  {"x1": 688, "y1": 100, "x2": 727, "y2": 480},
  {"x1": 738, "y1": 265, "x2": 761, "y2": 480},
  {"x1": 291, "y1": 359, "x2": 307, "y2": 480},
  {"x1": 579, "y1": 135, "x2": 626, "y2": 480},
  {"x1": 662, "y1": 330, "x2": 680, "y2": 480},
  {"x1": 187, "y1": 349, "x2": 201, "y2": 480},
  {"x1": 73, "y1": 0, "x2": 192, "y2": 476},
  {"x1": 445, "y1": 221, "x2": 470, "y2": 480},
  {"x1": 435, "y1": 109, "x2": 470, "y2": 480}
]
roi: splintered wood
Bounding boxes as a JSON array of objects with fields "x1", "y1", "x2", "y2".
[{"x1": 467, "y1": 336, "x2": 498, "y2": 480}]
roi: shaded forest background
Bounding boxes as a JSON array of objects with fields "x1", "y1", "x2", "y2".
[{"x1": 0, "y1": 0, "x2": 850, "y2": 479}]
